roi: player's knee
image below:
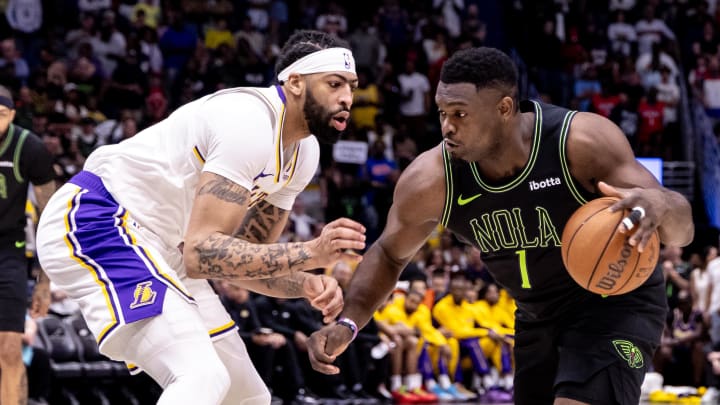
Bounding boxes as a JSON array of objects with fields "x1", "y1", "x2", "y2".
[{"x1": 179, "y1": 360, "x2": 231, "y2": 401}]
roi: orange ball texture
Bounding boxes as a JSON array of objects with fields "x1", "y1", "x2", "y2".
[{"x1": 561, "y1": 197, "x2": 660, "y2": 295}]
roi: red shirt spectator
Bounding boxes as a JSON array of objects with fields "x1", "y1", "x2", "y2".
[
  {"x1": 637, "y1": 92, "x2": 664, "y2": 144},
  {"x1": 591, "y1": 93, "x2": 621, "y2": 117}
]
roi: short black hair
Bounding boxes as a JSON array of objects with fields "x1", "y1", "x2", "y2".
[
  {"x1": 449, "y1": 270, "x2": 468, "y2": 282},
  {"x1": 440, "y1": 47, "x2": 518, "y2": 96},
  {"x1": 275, "y1": 30, "x2": 350, "y2": 81}
]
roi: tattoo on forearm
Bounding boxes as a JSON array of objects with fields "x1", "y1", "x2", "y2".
[
  {"x1": 262, "y1": 272, "x2": 305, "y2": 296},
  {"x1": 194, "y1": 233, "x2": 311, "y2": 279},
  {"x1": 235, "y1": 200, "x2": 288, "y2": 243},
  {"x1": 197, "y1": 176, "x2": 249, "y2": 205}
]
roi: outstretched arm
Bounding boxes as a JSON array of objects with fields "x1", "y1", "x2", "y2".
[
  {"x1": 183, "y1": 172, "x2": 365, "y2": 281},
  {"x1": 307, "y1": 147, "x2": 446, "y2": 373}
]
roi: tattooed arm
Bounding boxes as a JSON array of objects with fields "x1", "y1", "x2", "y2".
[
  {"x1": 184, "y1": 172, "x2": 366, "y2": 281},
  {"x1": 231, "y1": 199, "x2": 307, "y2": 296}
]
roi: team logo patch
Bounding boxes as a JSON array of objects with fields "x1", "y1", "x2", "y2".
[
  {"x1": 130, "y1": 281, "x2": 157, "y2": 309},
  {"x1": 343, "y1": 52, "x2": 352, "y2": 70},
  {"x1": 612, "y1": 339, "x2": 644, "y2": 369}
]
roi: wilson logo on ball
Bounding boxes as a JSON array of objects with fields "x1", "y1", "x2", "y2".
[{"x1": 595, "y1": 239, "x2": 633, "y2": 291}]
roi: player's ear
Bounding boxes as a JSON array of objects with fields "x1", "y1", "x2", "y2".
[
  {"x1": 285, "y1": 73, "x2": 305, "y2": 97},
  {"x1": 498, "y1": 96, "x2": 514, "y2": 120}
]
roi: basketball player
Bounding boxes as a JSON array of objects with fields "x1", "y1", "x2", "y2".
[
  {"x1": 0, "y1": 85, "x2": 55, "y2": 405},
  {"x1": 36, "y1": 30, "x2": 365, "y2": 405},
  {"x1": 308, "y1": 47, "x2": 694, "y2": 404}
]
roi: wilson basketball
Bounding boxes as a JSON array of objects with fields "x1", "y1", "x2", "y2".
[{"x1": 561, "y1": 197, "x2": 660, "y2": 296}]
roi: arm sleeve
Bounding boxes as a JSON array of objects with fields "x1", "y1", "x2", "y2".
[
  {"x1": 20, "y1": 132, "x2": 55, "y2": 185},
  {"x1": 199, "y1": 94, "x2": 273, "y2": 191}
]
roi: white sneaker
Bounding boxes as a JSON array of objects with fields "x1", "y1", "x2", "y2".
[{"x1": 701, "y1": 387, "x2": 719, "y2": 404}]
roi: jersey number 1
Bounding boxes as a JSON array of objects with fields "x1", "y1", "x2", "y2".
[{"x1": 515, "y1": 249, "x2": 531, "y2": 289}]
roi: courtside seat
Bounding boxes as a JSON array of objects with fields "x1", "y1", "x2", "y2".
[
  {"x1": 63, "y1": 314, "x2": 116, "y2": 378},
  {"x1": 36, "y1": 315, "x2": 84, "y2": 379}
]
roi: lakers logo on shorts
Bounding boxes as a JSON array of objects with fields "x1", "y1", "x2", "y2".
[
  {"x1": 612, "y1": 339, "x2": 644, "y2": 369},
  {"x1": 130, "y1": 281, "x2": 158, "y2": 309}
]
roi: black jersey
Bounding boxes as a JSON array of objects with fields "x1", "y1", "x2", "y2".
[
  {"x1": 0, "y1": 123, "x2": 55, "y2": 249},
  {"x1": 441, "y1": 101, "x2": 665, "y2": 321}
]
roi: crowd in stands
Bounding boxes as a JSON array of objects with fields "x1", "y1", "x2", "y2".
[{"x1": 5, "y1": 0, "x2": 720, "y2": 403}]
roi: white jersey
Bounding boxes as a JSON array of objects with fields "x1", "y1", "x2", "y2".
[{"x1": 84, "y1": 85, "x2": 319, "y2": 253}]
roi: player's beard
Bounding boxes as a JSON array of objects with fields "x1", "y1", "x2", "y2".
[{"x1": 304, "y1": 89, "x2": 345, "y2": 144}]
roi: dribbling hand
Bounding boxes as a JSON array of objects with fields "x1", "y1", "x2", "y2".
[
  {"x1": 308, "y1": 218, "x2": 365, "y2": 267},
  {"x1": 599, "y1": 181, "x2": 666, "y2": 252}
]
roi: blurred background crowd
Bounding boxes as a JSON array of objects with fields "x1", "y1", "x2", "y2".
[{"x1": 5, "y1": 0, "x2": 720, "y2": 403}]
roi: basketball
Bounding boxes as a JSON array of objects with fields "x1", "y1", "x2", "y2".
[{"x1": 561, "y1": 197, "x2": 660, "y2": 296}]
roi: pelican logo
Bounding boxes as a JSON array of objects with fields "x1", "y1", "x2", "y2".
[
  {"x1": 343, "y1": 52, "x2": 352, "y2": 70},
  {"x1": 130, "y1": 281, "x2": 157, "y2": 309},
  {"x1": 612, "y1": 339, "x2": 644, "y2": 368}
]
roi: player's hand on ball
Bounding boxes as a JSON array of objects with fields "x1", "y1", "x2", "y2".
[
  {"x1": 303, "y1": 274, "x2": 344, "y2": 324},
  {"x1": 307, "y1": 324, "x2": 353, "y2": 374},
  {"x1": 598, "y1": 181, "x2": 664, "y2": 252},
  {"x1": 309, "y1": 218, "x2": 365, "y2": 267}
]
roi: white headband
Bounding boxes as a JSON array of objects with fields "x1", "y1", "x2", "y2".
[{"x1": 277, "y1": 47, "x2": 356, "y2": 82}]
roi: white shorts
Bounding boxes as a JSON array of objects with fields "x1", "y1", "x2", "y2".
[{"x1": 36, "y1": 171, "x2": 238, "y2": 366}]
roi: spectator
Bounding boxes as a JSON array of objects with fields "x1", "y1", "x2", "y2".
[
  {"x1": 692, "y1": 20, "x2": 720, "y2": 59},
  {"x1": 690, "y1": 246, "x2": 717, "y2": 321},
  {"x1": 397, "y1": 59, "x2": 431, "y2": 150},
  {"x1": 607, "y1": 10, "x2": 636, "y2": 57},
  {"x1": 348, "y1": 20, "x2": 382, "y2": 74},
  {"x1": 205, "y1": 17, "x2": 234, "y2": 50},
  {"x1": 105, "y1": 49, "x2": 148, "y2": 117},
  {"x1": 653, "y1": 289, "x2": 707, "y2": 387},
  {"x1": 610, "y1": 91, "x2": 639, "y2": 146},
  {"x1": 159, "y1": 10, "x2": 198, "y2": 86},
  {"x1": 89, "y1": 10, "x2": 127, "y2": 79},
  {"x1": 133, "y1": 0, "x2": 161, "y2": 29},
  {"x1": 78, "y1": 0, "x2": 111, "y2": 15},
  {"x1": 432, "y1": 272, "x2": 497, "y2": 395},
  {"x1": 350, "y1": 69, "x2": 381, "y2": 131},
  {"x1": 315, "y1": 2, "x2": 348, "y2": 37},
  {"x1": 374, "y1": 294, "x2": 435, "y2": 402},
  {"x1": 288, "y1": 198, "x2": 319, "y2": 241},
  {"x1": 635, "y1": 5, "x2": 675, "y2": 55},
  {"x1": 0, "y1": 38, "x2": 30, "y2": 87},
  {"x1": 64, "y1": 14, "x2": 96, "y2": 60},
  {"x1": 72, "y1": 117, "x2": 99, "y2": 159},
  {"x1": 433, "y1": 0, "x2": 464, "y2": 39},
  {"x1": 138, "y1": 29, "x2": 163, "y2": 75},
  {"x1": 636, "y1": 87, "x2": 664, "y2": 156},
  {"x1": 702, "y1": 55, "x2": 720, "y2": 119}
]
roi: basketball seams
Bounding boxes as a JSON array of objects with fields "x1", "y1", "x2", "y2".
[
  {"x1": 562, "y1": 197, "x2": 660, "y2": 296},
  {"x1": 562, "y1": 198, "x2": 617, "y2": 268},
  {"x1": 614, "y1": 233, "x2": 642, "y2": 294},
  {"x1": 585, "y1": 214, "x2": 625, "y2": 291}
]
